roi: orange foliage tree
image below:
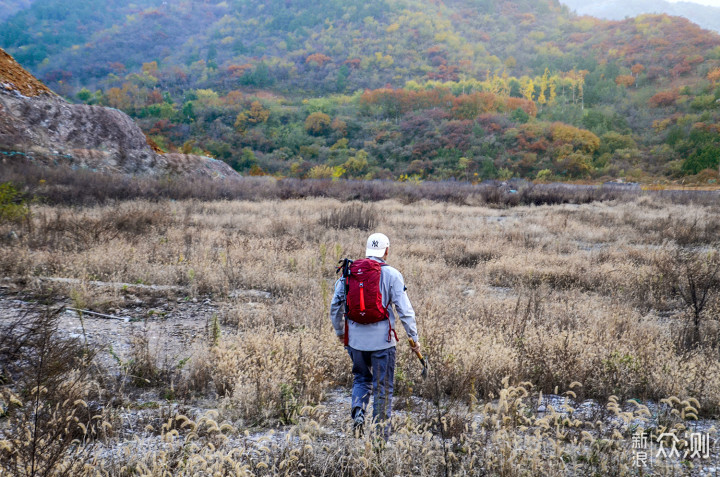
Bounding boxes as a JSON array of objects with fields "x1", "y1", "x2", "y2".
[
  {"x1": 707, "y1": 67, "x2": 720, "y2": 84},
  {"x1": 306, "y1": 53, "x2": 332, "y2": 67},
  {"x1": 615, "y1": 75, "x2": 636, "y2": 88},
  {"x1": 142, "y1": 61, "x2": 159, "y2": 77},
  {"x1": 451, "y1": 92, "x2": 499, "y2": 119},
  {"x1": 228, "y1": 64, "x2": 253, "y2": 78},
  {"x1": 505, "y1": 97, "x2": 538, "y2": 117},
  {"x1": 331, "y1": 118, "x2": 347, "y2": 136},
  {"x1": 649, "y1": 90, "x2": 679, "y2": 107},
  {"x1": 145, "y1": 89, "x2": 163, "y2": 105},
  {"x1": 631, "y1": 64, "x2": 645, "y2": 76},
  {"x1": 222, "y1": 90, "x2": 244, "y2": 107}
]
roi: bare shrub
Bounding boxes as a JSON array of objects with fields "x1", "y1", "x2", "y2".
[
  {"x1": 655, "y1": 246, "x2": 720, "y2": 349},
  {"x1": 442, "y1": 241, "x2": 492, "y2": 268},
  {"x1": 319, "y1": 203, "x2": 377, "y2": 230},
  {"x1": 29, "y1": 204, "x2": 172, "y2": 252},
  {"x1": 116, "y1": 325, "x2": 190, "y2": 400},
  {"x1": 124, "y1": 328, "x2": 162, "y2": 388},
  {"x1": 7, "y1": 157, "x2": 720, "y2": 208},
  {"x1": 0, "y1": 310, "x2": 105, "y2": 477}
]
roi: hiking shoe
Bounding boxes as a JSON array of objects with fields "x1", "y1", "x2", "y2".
[{"x1": 352, "y1": 412, "x2": 365, "y2": 437}]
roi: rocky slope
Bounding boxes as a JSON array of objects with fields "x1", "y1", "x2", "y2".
[{"x1": 0, "y1": 48, "x2": 238, "y2": 178}]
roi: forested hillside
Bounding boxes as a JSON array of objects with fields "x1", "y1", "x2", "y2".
[
  {"x1": 0, "y1": 0, "x2": 34, "y2": 21},
  {"x1": 2, "y1": 0, "x2": 720, "y2": 182},
  {"x1": 562, "y1": 0, "x2": 720, "y2": 34}
]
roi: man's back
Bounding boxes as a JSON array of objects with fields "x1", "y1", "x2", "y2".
[{"x1": 330, "y1": 256, "x2": 418, "y2": 351}]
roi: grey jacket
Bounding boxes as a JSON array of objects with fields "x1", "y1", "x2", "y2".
[{"x1": 330, "y1": 256, "x2": 419, "y2": 351}]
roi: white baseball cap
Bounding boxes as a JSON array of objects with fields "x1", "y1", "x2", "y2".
[{"x1": 366, "y1": 233, "x2": 389, "y2": 258}]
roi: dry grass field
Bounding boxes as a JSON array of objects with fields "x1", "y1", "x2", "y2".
[{"x1": 1, "y1": 189, "x2": 720, "y2": 476}]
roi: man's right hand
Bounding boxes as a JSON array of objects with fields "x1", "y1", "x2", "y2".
[
  {"x1": 338, "y1": 334, "x2": 345, "y2": 344},
  {"x1": 410, "y1": 339, "x2": 421, "y2": 354}
]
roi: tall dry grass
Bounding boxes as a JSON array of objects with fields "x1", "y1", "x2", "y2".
[{"x1": 1, "y1": 192, "x2": 719, "y2": 475}]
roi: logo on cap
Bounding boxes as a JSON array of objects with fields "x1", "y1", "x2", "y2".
[{"x1": 372, "y1": 240, "x2": 379, "y2": 247}]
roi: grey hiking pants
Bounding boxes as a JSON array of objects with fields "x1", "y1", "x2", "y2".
[{"x1": 347, "y1": 345, "x2": 396, "y2": 438}]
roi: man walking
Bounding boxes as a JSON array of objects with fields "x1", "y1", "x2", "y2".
[{"x1": 330, "y1": 232, "x2": 421, "y2": 440}]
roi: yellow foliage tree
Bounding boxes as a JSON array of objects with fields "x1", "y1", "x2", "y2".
[
  {"x1": 234, "y1": 101, "x2": 270, "y2": 132},
  {"x1": 305, "y1": 112, "x2": 332, "y2": 135},
  {"x1": 548, "y1": 74, "x2": 558, "y2": 105},
  {"x1": 521, "y1": 78, "x2": 535, "y2": 102},
  {"x1": 307, "y1": 165, "x2": 334, "y2": 179},
  {"x1": 374, "y1": 52, "x2": 394, "y2": 68},
  {"x1": 142, "y1": 61, "x2": 159, "y2": 77},
  {"x1": 551, "y1": 123, "x2": 600, "y2": 154},
  {"x1": 344, "y1": 150, "x2": 369, "y2": 176},
  {"x1": 708, "y1": 67, "x2": 720, "y2": 84}
]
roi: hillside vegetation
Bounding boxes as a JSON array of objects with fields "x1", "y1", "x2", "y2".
[
  {"x1": 562, "y1": 0, "x2": 720, "y2": 34},
  {"x1": 2, "y1": 0, "x2": 720, "y2": 182}
]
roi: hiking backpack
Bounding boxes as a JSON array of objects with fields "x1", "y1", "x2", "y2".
[{"x1": 337, "y1": 258, "x2": 393, "y2": 345}]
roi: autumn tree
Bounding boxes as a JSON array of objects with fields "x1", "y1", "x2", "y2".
[
  {"x1": 106, "y1": 82, "x2": 143, "y2": 111},
  {"x1": 707, "y1": 67, "x2": 720, "y2": 84},
  {"x1": 145, "y1": 89, "x2": 163, "y2": 105},
  {"x1": 344, "y1": 150, "x2": 369, "y2": 176},
  {"x1": 305, "y1": 112, "x2": 332, "y2": 135},
  {"x1": 505, "y1": 97, "x2": 537, "y2": 117},
  {"x1": 649, "y1": 90, "x2": 679, "y2": 107},
  {"x1": 521, "y1": 78, "x2": 535, "y2": 102},
  {"x1": 228, "y1": 64, "x2": 253, "y2": 78},
  {"x1": 194, "y1": 89, "x2": 221, "y2": 112},
  {"x1": 555, "y1": 151, "x2": 594, "y2": 178},
  {"x1": 142, "y1": 61, "x2": 159, "y2": 77},
  {"x1": 331, "y1": 118, "x2": 348, "y2": 136},
  {"x1": 451, "y1": 92, "x2": 498, "y2": 119},
  {"x1": 615, "y1": 75, "x2": 636, "y2": 88},
  {"x1": 234, "y1": 101, "x2": 270, "y2": 132},
  {"x1": 551, "y1": 123, "x2": 600, "y2": 154},
  {"x1": 223, "y1": 90, "x2": 244, "y2": 107},
  {"x1": 631, "y1": 64, "x2": 645, "y2": 77},
  {"x1": 307, "y1": 164, "x2": 334, "y2": 179},
  {"x1": 306, "y1": 53, "x2": 332, "y2": 67}
]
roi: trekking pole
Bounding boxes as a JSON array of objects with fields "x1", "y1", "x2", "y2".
[
  {"x1": 337, "y1": 259, "x2": 352, "y2": 347},
  {"x1": 408, "y1": 339, "x2": 428, "y2": 379}
]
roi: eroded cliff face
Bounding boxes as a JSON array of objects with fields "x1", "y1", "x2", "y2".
[{"x1": 0, "y1": 48, "x2": 238, "y2": 179}]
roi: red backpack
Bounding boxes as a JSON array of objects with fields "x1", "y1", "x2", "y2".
[
  {"x1": 347, "y1": 259, "x2": 388, "y2": 324},
  {"x1": 337, "y1": 258, "x2": 394, "y2": 346}
]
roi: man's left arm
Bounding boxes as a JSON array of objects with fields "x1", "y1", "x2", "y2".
[{"x1": 390, "y1": 272, "x2": 419, "y2": 343}]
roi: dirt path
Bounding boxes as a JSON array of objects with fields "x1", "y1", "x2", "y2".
[{"x1": 0, "y1": 285, "x2": 219, "y2": 376}]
